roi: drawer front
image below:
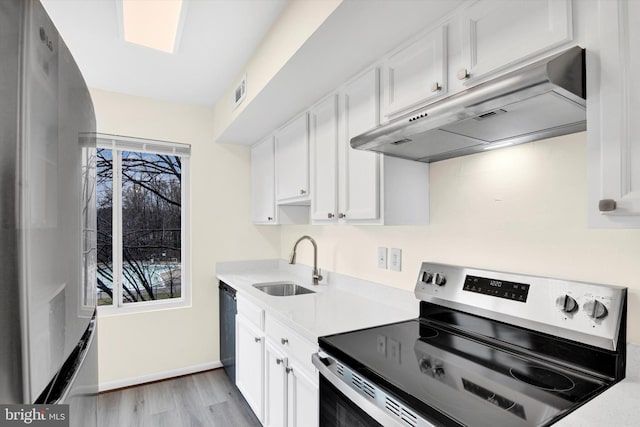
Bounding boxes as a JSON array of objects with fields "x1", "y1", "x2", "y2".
[
  {"x1": 265, "y1": 314, "x2": 317, "y2": 375},
  {"x1": 237, "y1": 294, "x2": 264, "y2": 330}
]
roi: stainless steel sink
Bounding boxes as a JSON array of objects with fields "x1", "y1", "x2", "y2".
[{"x1": 252, "y1": 281, "x2": 315, "y2": 296}]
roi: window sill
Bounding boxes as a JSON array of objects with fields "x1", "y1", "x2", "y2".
[{"x1": 97, "y1": 297, "x2": 190, "y2": 317}]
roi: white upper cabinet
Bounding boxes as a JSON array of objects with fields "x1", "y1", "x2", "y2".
[
  {"x1": 310, "y1": 94, "x2": 339, "y2": 221},
  {"x1": 588, "y1": 0, "x2": 640, "y2": 227},
  {"x1": 251, "y1": 136, "x2": 276, "y2": 224},
  {"x1": 309, "y1": 69, "x2": 430, "y2": 225},
  {"x1": 458, "y1": 0, "x2": 573, "y2": 84},
  {"x1": 343, "y1": 68, "x2": 382, "y2": 222},
  {"x1": 382, "y1": 25, "x2": 447, "y2": 118},
  {"x1": 275, "y1": 113, "x2": 310, "y2": 204}
]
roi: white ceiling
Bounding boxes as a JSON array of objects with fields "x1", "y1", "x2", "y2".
[{"x1": 40, "y1": 0, "x2": 287, "y2": 106}]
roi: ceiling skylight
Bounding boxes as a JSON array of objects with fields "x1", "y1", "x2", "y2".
[{"x1": 122, "y1": 0, "x2": 184, "y2": 53}]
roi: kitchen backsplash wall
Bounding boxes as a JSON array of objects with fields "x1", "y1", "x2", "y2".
[{"x1": 280, "y1": 132, "x2": 640, "y2": 345}]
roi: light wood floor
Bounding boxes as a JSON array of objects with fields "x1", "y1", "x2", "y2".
[{"x1": 98, "y1": 369, "x2": 261, "y2": 427}]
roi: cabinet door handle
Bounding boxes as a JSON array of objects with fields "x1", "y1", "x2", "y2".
[
  {"x1": 430, "y1": 82, "x2": 441, "y2": 92},
  {"x1": 599, "y1": 199, "x2": 617, "y2": 212},
  {"x1": 300, "y1": 189, "x2": 307, "y2": 195},
  {"x1": 327, "y1": 213, "x2": 335, "y2": 219},
  {"x1": 286, "y1": 367, "x2": 293, "y2": 374},
  {"x1": 267, "y1": 216, "x2": 273, "y2": 221},
  {"x1": 254, "y1": 337, "x2": 261, "y2": 343},
  {"x1": 338, "y1": 213, "x2": 346, "y2": 219},
  {"x1": 276, "y1": 358, "x2": 284, "y2": 365},
  {"x1": 281, "y1": 338, "x2": 289, "y2": 345},
  {"x1": 457, "y1": 68, "x2": 470, "y2": 80}
]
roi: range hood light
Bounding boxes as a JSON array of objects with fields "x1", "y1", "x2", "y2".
[{"x1": 483, "y1": 141, "x2": 515, "y2": 151}]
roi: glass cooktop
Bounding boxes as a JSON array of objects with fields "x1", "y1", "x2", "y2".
[{"x1": 319, "y1": 319, "x2": 609, "y2": 427}]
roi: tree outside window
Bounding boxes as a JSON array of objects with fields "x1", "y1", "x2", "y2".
[{"x1": 96, "y1": 140, "x2": 187, "y2": 307}]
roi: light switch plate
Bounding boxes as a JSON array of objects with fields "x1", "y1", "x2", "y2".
[
  {"x1": 377, "y1": 247, "x2": 387, "y2": 269},
  {"x1": 390, "y1": 248, "x2": 402, "y2": 272}
]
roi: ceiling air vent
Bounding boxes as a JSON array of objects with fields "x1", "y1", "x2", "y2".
[{"x1": 232, "y1": 74, "x2": 247, "y2": 110}]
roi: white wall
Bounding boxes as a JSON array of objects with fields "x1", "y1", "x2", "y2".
[
  {"x1": 280, "y1": 132, "x2": 640, "y2": 345},
  {"x1": 90, "y1": 89, "x2": 280, "y2": 386}
]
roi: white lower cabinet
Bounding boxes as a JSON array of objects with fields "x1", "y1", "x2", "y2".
[
  {"x1": 235, "y1": 314, "x2": 265, "y2": 423},
  {"x1": 287, "y1": 364, "x2": 318, "y2": 427},
  {"x1": 265, "y1": 314, "x2": 319, "y2": 427},
  {"x1": 235, "y1": 296, "x2": 319, "y2": 427},
  {"x1": 264, "y1": 340, "x2": 288, "y2": 427}
]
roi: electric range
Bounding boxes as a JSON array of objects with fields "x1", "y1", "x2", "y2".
[{"x1": 313, "y1": 263, "x2": 627, "y2": 427}]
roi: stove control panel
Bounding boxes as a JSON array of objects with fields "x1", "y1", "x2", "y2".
[{"x1": 414, "y1": 262, "x2": 627, "y2": 351}]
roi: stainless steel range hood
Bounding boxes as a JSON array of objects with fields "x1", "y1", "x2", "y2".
[{"x1": 351, "y1": 46, "x2": 585, "y2": 163}]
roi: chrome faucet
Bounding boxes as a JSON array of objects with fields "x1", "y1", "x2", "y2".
[{"x1": 289, "y1": 235, "x2": 323, "y2": 285}]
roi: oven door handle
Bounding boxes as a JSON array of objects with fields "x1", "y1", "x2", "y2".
[{"x1": 312, "y1": 353, "x2": 428, "y2": 427}]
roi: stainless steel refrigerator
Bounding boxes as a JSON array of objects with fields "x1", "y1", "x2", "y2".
[{"x1": 0, "y1": 0, "x2": 98, "y2": 426}]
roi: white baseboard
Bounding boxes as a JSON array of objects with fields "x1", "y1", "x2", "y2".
[{"x1": 99, "y1": 360, "x2": 223, "y2": 392}]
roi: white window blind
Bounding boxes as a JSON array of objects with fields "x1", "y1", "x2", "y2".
[{"x1": 96, "y1": 133, "x2": 191, "y2": 157}]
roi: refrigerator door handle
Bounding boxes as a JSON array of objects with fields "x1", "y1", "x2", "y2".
[{"x1": 35, "y1": 311, "x2": 97, "y2": 404}]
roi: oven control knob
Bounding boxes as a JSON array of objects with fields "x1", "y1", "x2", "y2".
[
  {"x1": 433, "y1": 272, "x2": 446, "y2": 286},
  {"x1": 583, "y1": 300, "x2": 608, "y2": 319},
  {"x1": 555, "y1": 295, "x2": 578, "y2": 313},
  {"x1": 420, "y1": 271, "x2": 433, "y2": 284}
]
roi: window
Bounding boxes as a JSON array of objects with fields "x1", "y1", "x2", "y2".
[{"x1": 96, "y1": 134, "x2": 190, "y2": 311}]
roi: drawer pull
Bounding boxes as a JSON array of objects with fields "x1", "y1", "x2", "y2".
[
  {"x1": 286, "y1": 367, "x2": 293, "y2": 374},
  {"x1": 281, "y1": 338, "x2": 289, "y2": 345},
  {"x1": 276, "y1": 358, "x2": 284, "y2": 365},
  {"x1": 599, "y1": 199, "x2": 617, "y2": 212},
  {"x1": 457, "y1": 68, "x2": 470, "y2": 80},
  {"x1": 254, "y1": 337, "x2": 261, "y2": 343}
]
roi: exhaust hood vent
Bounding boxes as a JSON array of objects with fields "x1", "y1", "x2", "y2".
[{"x1": 351, "y1": 47, "x2": 586, "y2": 163}]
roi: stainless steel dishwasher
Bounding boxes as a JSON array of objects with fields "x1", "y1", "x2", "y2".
[{"x1": 218, "y1": 281, "x2": 237, "y2": 384}]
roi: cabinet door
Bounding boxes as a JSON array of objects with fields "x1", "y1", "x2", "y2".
[
  {"x1": 236, "y1": 316, "x2": 264, "y2": 422},
  {"x1": 310, "y1": 94, "x2": 339, "y2": 222},
  {"x1": 251, "y1": 136, "x2": 276, "y2": 224},
  {"x1": 287, "y1": 365, "x2": 318, "y2": 427},
  {"x1": 275, "y1": 113, "x2": 310, "y2": 203},
  {"x1": 460, "y1": 0, "x2": 572, "y2": 83},
  {"x1": 342, "y1": 69, "x2": 381, "y2": 221},
  {"x1": 382, "y1": 26, "x2": 447, "y2": 118},
  {"x1": 264, "y1": 340, "x2": 288, "y2": 427},
  {"x1": 588, "y1": 0, "x2": 640, "y2": 226}
]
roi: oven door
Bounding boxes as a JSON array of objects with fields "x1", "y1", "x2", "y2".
[
  {"x1": 319, "y1": 375, "x2": 383, "y2": 427},
  {"x1": 313, "y1": 353, "x2": 433, "y2": 427}
]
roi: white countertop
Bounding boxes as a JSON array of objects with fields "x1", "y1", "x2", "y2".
[
  {"x1": 216, "y1": 259, "x2": 640, "y2": 426},
  {"x1": 556, "y1": 343, "x2": 640, "y2": 426},
  {"x1": 216, "y1": 259, "x2": 418, "y2": 343}
]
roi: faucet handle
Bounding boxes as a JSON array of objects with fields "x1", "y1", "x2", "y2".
[{"x1": 314, "y1": 269, "x2": 323, "y2": 284}]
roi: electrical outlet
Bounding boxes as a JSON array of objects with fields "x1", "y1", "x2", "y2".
[
  {"x1": 377, "y1": 247, "x2": 387, "y2": 269},
  {"x1": 390, "y1": 248, "x2": 402, "y2": 272}
]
